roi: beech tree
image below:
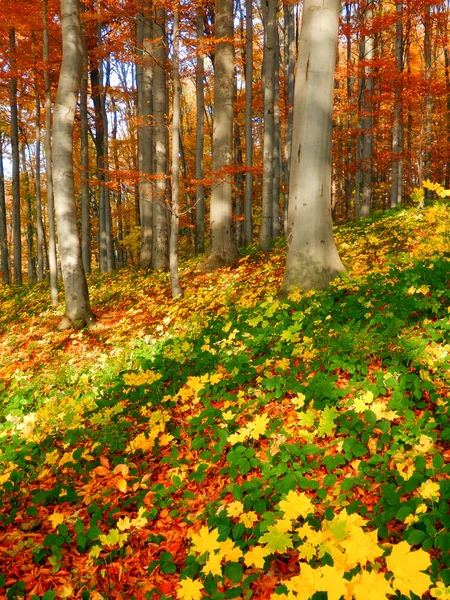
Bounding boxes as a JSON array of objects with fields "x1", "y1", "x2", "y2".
[
  {"x1": 53, "y1": 0, "x2": 95, "y2": 329},
  {"x1": 280, "y1": 0, "x2": 345, "y2": 295},
  {"x1": 207, "y1": 0, "x2": 239, "y2": 268}
]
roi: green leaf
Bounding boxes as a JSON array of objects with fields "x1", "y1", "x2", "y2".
[
  {"x1": 42, "y1": 592, "x2": 57, "y2": 600},
  {"x1": 223, "y1": 561, "x2": 243, "y2": 583},
  {"x1": 259, "y1": 526, "x2": 293, "y2": 553},
  {"x1": 433, "y1": 454, "x2": 445, "y2": 470},
  {"x1": 406, "y1": 528, "x2": 427, "y2": 545},
  {"x1": 323, "y1": 474, "x2": 337, "y2": 487}
]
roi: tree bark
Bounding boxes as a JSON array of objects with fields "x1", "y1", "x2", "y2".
[
  {"x1": 32, "y1": 31, "x2": 45, "y2": 282},
  {"x1": 359, "y1": 0, "x2": 374, "y2": 218},
  {"x1": 207, "y1": 0, "x2": 238, "y2": 268},
  {"x1": 80, "y1": 4, "x2": 91, "y2": 274},
  {"x1": 279, "y1": 0, "x2": 345, "y2": 295},
  {"x1": 170, "y1": 3, "x2": 182, "y2": 298},
  {"x1": 195, "y1": 4, "x2": 206, "y2": 254},
  {"x1": 259, "y1": 0, "x2": 276, "y2": 251},
  {"x1": 0, "y1": 137, "x2": 10, "y2": 284},
  {"x1": 390, "y1": 1, "x2": 403, "y2": 208},
  {"x1": 152, "y1": 3, "x2": 169, "y2": 271},
  {"x1": 43, "y1": 0, "x2": 59, "y2": 305},
  {"x1": 9, "y1": 28, "x2": 22, "y2": 285},
  {"x1": 283, "y1": 0, "x2": 295, "y2": 235},
  {"x1": 243, "y1": 0, "x2": 253, "y2": 245},
  {"x1": 53, "y1": 0, "x2": 95, "y2": 329}
]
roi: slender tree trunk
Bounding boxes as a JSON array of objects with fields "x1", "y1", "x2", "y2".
[
  {"x1": 80, "y1": 3, "x2": 91, "y2": 274},
  {"x1": 170, "y1": 3, "x2": 182, "y2": 298},
  {"x1": 272, "y1": 20, "x2": 281, "y2": 238},
  {"x1": 344, "y1": 0, "x2": 353, "y2": 220},
  {"x1": 43, "y1": 0, "x2": 58, "y2": 305},
  {"x1": 279, "y1": 0, "x2": 344, "y2": 295},
  {"x1": 9, "y1": 28, "x2": 22, "y2": 285},
  {"x1": 423, "y1": 4, "x2": 433, "y2": 196},
  {"x1": 137, "y1": 4, "x2": 153, "y2": 268},
  {"x1": 360, "y1": 1, "x2": 373, "y2": 218},
  {"x1": 283, "y1": 0, "x2": 295, "y2": 235},
  {"x1": 195, "y1": 4, "x2": 206, "y2": 254},
  {"x1": 53, "y1": 0, "x2": 94, "y2": 329},
  {"x1": 21, "y1": 146, "x2": 37, "y2": 283},
  {"x1": 259, "y1": 0, "x2": 276, "y2": 251},
  {"x1": 445, "y1": 46, "x2": 450, "y2": 188},
  {"x1": 152, "y1": 3, "x2": 169, "y2": 270},
  {"x1": 32, "y1": 31, "x2": 45, "y2": 282},
  {"x1": 0, "y1": 137, "x2": 10, "y2": 284},
  {"x1": 243, "y1": 0, "x2": 253, "y2": 245},
  {"x1": 103, "y1": 58, "x2": 114, "y2": 271},
  {"x1": 390, "y1": 1, "x2": 404, "y2": 208},
  {"x1": 111, "y1": 97, "x2": 124, "y2": 268}
]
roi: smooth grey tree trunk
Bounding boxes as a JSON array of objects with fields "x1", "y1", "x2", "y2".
[
  {"x1": 272, "y1": 22, "x2": 281, "y2": 238},
  {"x1": 390, "y1": 1, "x2": 403, "y2": 208},
  {"x1": 445, "y1": 46, "x2": 450, "y2": 188},
  {"x1": 259, "y1": 0, "x2": 276, "y2": 251},
  {"x1": 21, "y1": 146, "x2": 37, "y2": 283},
  {"x1": 423, "y1": 4, "x2": 433, "y2": 196},
  {"x1": 152, "y1": 4, "x2": 169, "y2": 271},
  {"x1": 32, "y1": 31, "x2": 45, "y2": 282},
  {"x1": 9, "y1": 28, "x2": 22, "y2": 285},
  {"x1": 279, "y1": 0, "x2": 345, "y2": 295},
  {"x1": 80, "y1": 7, "x2": 91, "y2": 274},
  {"x1": 170, "y1": 4, "x2": 182, "y2": 298},
  {"x1": 207, "y1": 0, "x2": 238, "y2": 268},
  {"x1": 243, "y1": 0, "x2": 253, "y2": 245},
  {"x1": 195, "y1": 4, "x2": 206, "y2": 254},
  {"x1": 283, "y1": 0, "x2": 295, "y2": 235},
  {"x1": 53, "y1": 0, "x2": 95, "y2": 330},
  {"x1": 43, "y1": 0, "x2": 58, "y2": 305},
  {"x1": 0, "y1": 138, "x2": 10, "y2": 284},
  {"x1": 359, "y1": 1, "x2": 373, "y2": 218},
  {"x1": 137, "y1": 6, "x2": 153, "y2": 268}
]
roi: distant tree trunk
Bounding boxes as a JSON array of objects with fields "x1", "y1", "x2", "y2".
[
  {"x1": 283, "y1": 0, "x2": 295, "y2": 235},
  {"x1": 423, "y1": 4, "x2": 433, "y2": 196},
  {"x1": 272, "y1": 23, "x2": 281, "y2": 238},
  {"x1": 279, "y1": 0, "x2": 344, "y2": 295},
  {"x1": 111, "y1": 97, "x2": 124, "y2": 268},
  {"x1": 137, "y1": 4, "x2": 153, "y2": 269},
  {"x1": 9, "y1": 28, "x2": 22, "y2": 285},
  {"x1": 0, "y1": 137, "x2": 10, "y2": 284},
  {"x1": 170, "y1": 3, "x2": 182, "y2": 298},
  {"x1": 259, "y1": 0, "x2": 276, "y2": 251},
  {"x1": 152, "y1": 3, "x2": 169, "y2": 271},
  {"x1": 195, "y1": 4, "x2": 206, "y2": 254},
  {"x1": 43, "y1": 0, "x2": 58, "y2": 305},
  {"x1": 53, "y1": 0, "x2": 95, "y2": 329},
  {"x1": 206, "y1": 0, "x2": 238, "y2": 268},
  {"x1": 32, "y1": 31, "x2": 45, "y2": 282},
  {"x1": 359, "y1": 0, "x2": 373, "y2": 218},
  {"x1": 80, "y1": 4, "x2": 91, "y2": 274},
  {"x1": 21, "y1": 146, "x2": 37, "y2": 283},
  {"x1": 344, "y1": 0, "x2": 353, "y2": 219},
  {"x1": 390, "y1": 1, "x2": 403, "y2": 208},
  {"x1": 243, "y1": 0, "x2": 253, "y2": 245}
]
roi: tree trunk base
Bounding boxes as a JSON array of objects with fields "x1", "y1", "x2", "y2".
[
  {"x1": 57, "y1": 312, "x2": 97, "y2": 331},
  {"x1": 201, "y1": 250, "x2": 239, "y2": 272}
]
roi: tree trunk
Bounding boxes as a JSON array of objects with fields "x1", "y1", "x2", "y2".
[
  {"x1": 152, "y1": 3, "x2": 169, "y2": 271},
  {"x1": 359, "y1": 1, "x2": 373, "y2": 218},
  {"x1": 0, "y1": 137, "x2": 10, "y2": 284},
  {"x1": 272, "y1": 21, "x2": 281, "y2": 238},
  {"x1": 445, "y1": 46, "x2": 450, "y2": 188},
  {"x1": 423, "y1": 4, "x2": 433, "y2": 196},
  {"x1": 207, "y1": 0, "x2": 238, "y2": 268},
  {"x1": 80, "y1": 3, "x2": 91, "y2": 274},
  {"x1": 53, "y1": 0, "x2": 95, "y2": 330},
  {"x1": 195, "y1": 4, "x2": 206, "y2": 254},
  {"x1": 283, "y1": 0, "x2": 295, "y2": 235},
  {"x1": 170, "y1": 3, "x2": 182, "y2": 298},
  {"x1": 43, "y1": 0, "x2": 58, "y2": 305},
  {"x1": 243, "y1": 0, "x2": 253, "y2": 245},
  {"x1": 21, "y1": 146, "x2": 37, "y2": 283},
  {"x1": 390, "y1": 1, "x2": 403, "y2": 208},
  {"x1": 259, "y1": 0, "x2": 276, "y2": 251},
  {"x1": 32, "y1": 31, "x2": 45, "y2": 282},
  {"x1": 279, "y1": 0, "x2": 345, "y2": 295},
  {"x1": 9, "y1": 28, "x2": 22, "y2": 285},
  {"x1": 137, "y1": 4, "x2": 153, "y2": 268}
]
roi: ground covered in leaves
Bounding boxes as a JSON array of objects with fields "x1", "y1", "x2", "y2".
[{"x1": 0, "y1": 204, "x2": 449, "y2": 600}]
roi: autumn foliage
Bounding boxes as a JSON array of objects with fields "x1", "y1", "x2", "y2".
[{"x1": 0, "y1": 202, "x2": 449, "y2": 598}]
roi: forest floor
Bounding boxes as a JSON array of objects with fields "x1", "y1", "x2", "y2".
[{"x1": 0, "y1": 203, "x2": 449, "y2": 600}]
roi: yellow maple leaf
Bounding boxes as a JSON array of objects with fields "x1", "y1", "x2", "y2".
[
  {"x1": 430, "y1": 582, "x2": 450, "y2": 598},
  {"x1": 239, "y1": 511, "x2": 259, "y2": 528},
  {"x1": 318, "y1": 565, "x2": 348, "y2": 600},
  {"x1": 177, "y1": 577, "x2": 204, "y2": 600},
  {"x1": 341, "y1": 526, "x2": 382, "y2": 568},
  {"x1": 274, "y1": 517, "x2": 294, "y2": 533},
  {"x1": 190, "y1": 526, "x2": 221, "y2": 556},
  {"x1": 248, "y1": 413, "x2": 269, "y2": 440},
  {"x1": 132, "y1": 507, "x2": 148, "y2": 529},
  {"x1": 418, "y1": 479, "x2": 440, "y2": 501},
  {"x1": 386, "y1": 540, "x2": 432, "y2": 598},
  {"x1": 202, "y1": 551, "x2": 223, "y2": 576},
  {"x1": 218, "y1": 538, "x2": 243, "y2": 561},
  {"x1": 279, "y1": 490, "x2": 314, "y2": 521},
  {"x1": 117, "y1": 516, "x2": 132, "y2": 531},
  {"x1": 285, "y1": 563, "x2": 318, "y2": 598},
  {"x1": 48, "y1": 512, "x2": 65, "y2": 528},
  {"x1": 350, "y1": 569, "x2": 394, "y2": 600},
  {"x1": 209, "y1": 372, "x2": 223, "y2": 385},
  {"x1": 226, "y1": 500, "x2": 244, "y2": 518},
  {"x1": 243, "y1": 545, "x2": 270, "y2": 569}
]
